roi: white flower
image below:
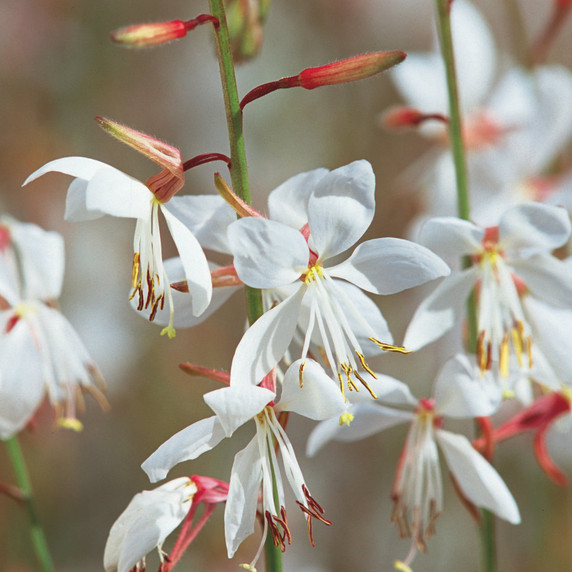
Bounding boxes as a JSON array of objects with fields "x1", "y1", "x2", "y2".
[
  {"x1": 0, "y1": 219, "x2": 105, "y2": 437},
  {"x1": 227, "y1": 160, "x2": 450, "y2": 394},
  {"x1": 24, "y1": 157, "x2": 212, "y2": 337},
  {"x1": 142, "y1": 361, "x2": 346, "y2": 561},
  {"x1": 103, "y1": 477, "x2": 196, "y2": 572},
  {"x1": 404, "y1": 203, "x2": 572, "y2": 378},
  {"x1": 308, "y1": 354, "x2": 519, "y2": 567}
]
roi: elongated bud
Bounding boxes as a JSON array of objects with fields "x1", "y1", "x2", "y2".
[
  {"x1": 241, "y1": 51, "x2": 406, "y2": 108},
  {"x1": 214, "y1": 173, "x2": 263, "y2": 218},
  {"x1": 381, "y1": 106, "x2": 448, "y2": 130},
  {"x1": 298, "y1": 51, "x2": 406, "y2": 89},
  {"x1": 110, "y1": 15, "x2": 218, "y2": 48},
  {"x1": 225, "y1": 0, "x2": 272, "y2": 62},
  {"x1": 95, "y1": 116, "x2": 184, "y2": 201}
]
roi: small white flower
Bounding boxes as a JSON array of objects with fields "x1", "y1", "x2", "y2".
[
  {"x1": 142, "y1": 361, "x2": 346, "y2": 561},
  {"x1": 227, "y1": 160, "x2": 449, "y2": 395},
  {"x1": 404, "y1": 203, "x2": 572, "y2": 378},
  {"x1": 0, "y1": 219, "x2": 105, "y2": 437},
  {"x1": 24, "y1": 157, "x2": 212, "y2": 337},
  {"x1": 103, "y1": 477, "x2": 197, "y2": 572}
]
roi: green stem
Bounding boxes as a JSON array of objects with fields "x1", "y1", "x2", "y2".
[
  {"x1": 434, "y1": 1, "x2": 493, "y2": 570},
  {"x1": 208, "y1": 0, "x2": 263, "y2": 325},
  {"x1": 208, "y1": 3, "x2": 280, "y2": 571},
  {"x1": 5, "y1": 436, "x2": 55, "y2": 572}
]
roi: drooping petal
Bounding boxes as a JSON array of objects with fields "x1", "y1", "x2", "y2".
[
  {"x1": 0, "y1": 319, "x2": 45, "y2": 440},
  {"x1": 225, "y1": 437, "x2": 263, "y2": 558},
  {"x1": 403, "y1": 268, "x2": 477, "y2": 351},
  {"x1": 278, "y1": 359, "x2": 346, "y2": 420},
  {"x1": 230, "y1": 286, "x2": 306, "y2": 385},
  {"x1": 499, "y1": 203, "x2": 571, "y2": 257},
  {"x1": 306, "y1": 402, "x2": 413, "y2": 457},
  {"x1": 228, "y1": 218, "x2": 309, "y2": 288},
  {"x1": 511, "y1": 253, "x2": 572, "y2": 307},
  {"x1": 419, "y1": 217, "x2": 483, "y2": 258},
  {"x1": 436, "y1": 429, "x2": 521, "y2": 524},
  {"x1": 165, "y1": 195, "x2": 236, "y2": 254},
  {"x1": 204, "y1": 385, "x2": 274, "y2": 437},
  {"x1": 24, "y1": 156, "x2": 111, "y2": 187},
  {"x1": 267, "y1": 168, "x2": 329, "y2": 228},
  {"x1": 104, "y1": 477, "x2": 195, "y2": 572},
  {"x1": 433, "y1": 354, "x2": 500, "y2": 418},
  {"x1": 328, "y1": 237, "x2": 450, "y2": 295},
  {"x1": 161, "y1": 206, "x2": 212, "y2": 316},
  {"x1": 141, "y1": 416, "x2": 227, "y2": 482},
  {"x1": 307, "y1": 160, "x2": 375, "y2": 260}
]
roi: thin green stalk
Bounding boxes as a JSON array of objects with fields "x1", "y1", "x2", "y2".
[
  {"x1": 208, "y1": 0, "x2": 263, "y2": 325},
  {"x1": 208, "y1": 3, "x2": 281, "y2": 570},
  {"x1": 434, "y1": 1, "x2": 494, "y2": 571},
  {"x1": 5, "y1": 436, "x2": 55, "y2": 572}
]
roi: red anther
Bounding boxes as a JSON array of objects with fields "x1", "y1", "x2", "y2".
[
  {"x1": 481, "y1": 226, "x2": 499, "y2": 250},
  {"x1": 418, "y1": 398, "x2": 435, "y2": 412}
]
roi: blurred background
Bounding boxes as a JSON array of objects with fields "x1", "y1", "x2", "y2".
[{"x1": 1, "y1": 0, "x2": 572, "y2": 570}]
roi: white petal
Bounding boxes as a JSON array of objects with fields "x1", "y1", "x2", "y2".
[
  {"x1": 434, "y1": 354, "x2": 500, "y2": 418},
  {"x1": 329, "y1": 237, "x2": 450, "y2": 295},
  {"x1": 204, "y1": 385, "x2": 274, "y2": 437},
  {"x1": 230, "y1": 286, "x2": 306, "y2": 385},
  {"x1": 306, "y1": 402, "x2": 413, "y2": 456},
  {"x1": 228, "y1": 218, "x2": 308, "y2": 288},
  {"x1": 141, "y1": 416, "x2": 226, "y2": 482},
  {"x1": 352, "y1": 374, "x2": 418, "y2": 406},
  {"x1": 307, "y1": 160, "x2": 375, "y2": 259},
  {"x1": 419, "y1": 217, "x2": 483, "y2": 258},
  {"x1": 24, "y1": 156, "x2": 111, "y2": 186},
  {"x1": 267, "y1": 168, "x2": 329, "y2": 228},
  {"x1": 162, "y1": 206, "x2": 212, "y2": 316},
  {"x1": 8, "y1": 221, "x2": 65, "y2": 300},
  {"x1": 65, "y1": 178, "x2": 104, "y2": 221},
  {"x1": 500, "y1": 203, "x2": 571, "y2": 256},
  {"x1": 403, "y1": 268, "x2": 477, "y2": 351},
  {"x1": 165, "y1": 195, "x2": 236, "y2": 254},
  {"x1": 278, "y1": 359, "x2": 346, "y2": 420},
  {"x1": 225, "y1": 437, "x2": 263, "y2": 558},
  {"x1": 0, "y1": 320, "x2": 45, "y2": 439},
  {"x1": 511, "y1": 253, "x2": 572, "y2": 307},
  {"x1": 436, "y1": 429, "x2": 520, "y2": 524}
]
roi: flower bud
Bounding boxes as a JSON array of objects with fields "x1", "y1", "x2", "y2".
[
  {"x1": 110, "y1": 20, "x2": 188, "y2": 47},
  {"x1": 225, "y1": 0, "x2": 271, "y2": 62},
  {"x1": 297, "y1": 51, "x2": 406, "y2": 90}
]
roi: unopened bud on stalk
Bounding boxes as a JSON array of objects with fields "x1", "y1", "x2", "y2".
[
  {"x1": 110, "y1": 15, "x2": 218, "y2": 48},
  {"x1": 226, "y1": 0, "x2": 272, "y2": 62},
  {"x1": 381, "y1": 106, "x2": 448, "y2": 130},
  {"x1": 241, "y1": 51, "x2": 406, "y2": 108}
]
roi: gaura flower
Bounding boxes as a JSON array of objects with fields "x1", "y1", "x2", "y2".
[
  {"x1": 104, "y1": 475, "x2": 228, "y2": 572},
  {"x1": 403, "y1": 203, "x2": 572, "y2": 378},
  {"x1": 227, "y1": 160, "x2": 450, "y2": 394},
  {"x1": 142, "y1": 361, "x2": 346, "y2": 563},
  {"x1": 307, "y1": 354, "x2": 519, "y2": 569},
  {"x1": 0, "y1": 219, "x2": 105, "y2": 436},
  {"x1": 24, "y1": 125, "x2": 212, "y2": 337}
]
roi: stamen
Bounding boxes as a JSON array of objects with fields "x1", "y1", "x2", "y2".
[
  {"x1": 369, "y1": 337, "x2": 412, "y2": 354},
  {"x1": 500, "y1": 333, "x2": 510, "y2": 378},
  {"x1": 296, "y1": 485, "x2": 331, "y2": 547},
  {"x1": 265, "y1": 507, "x2": 291, "y2": 552},
  {"x1": 298, "y1": 362, "x2": 305, "y2": 388},
  {"x1": 355, "y1": 350, "x2": 378, "y2": 378}
]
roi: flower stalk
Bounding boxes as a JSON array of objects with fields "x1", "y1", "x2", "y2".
[
  {"x1": 5, "y1": 436, "x2": 55, "y2": 572},
  {"x1": 433, "y1": 0, "x2": 494, "y2": 569}
]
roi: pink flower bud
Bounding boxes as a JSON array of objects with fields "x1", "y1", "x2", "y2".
[
  {"x1": 381, "y1": 106, "x2": 448, "y2": 130},
  {"x1": 297, "y1": 51, "x2": 406, "y2": 90},
  {"x1": 110, "y1": 20, "x2": 188, "y2": 47}
]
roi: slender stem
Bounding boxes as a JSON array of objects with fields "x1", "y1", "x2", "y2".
[
  {"x1": 208, "y1": 0, "x2": 263, "y2": 325},
  {"x1": 434, "y1": 1, "x2": 493, "y2": 570},
  {"x1": 5, "y1": 436, "x2": 55, "y2": 572},
  {"x1": 208, "y1": 3, "x2": 280, "y2": 571}
]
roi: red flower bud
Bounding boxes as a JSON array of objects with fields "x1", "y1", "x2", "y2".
[{"x1": 110, "y1": 20, "x2": 188, "y2": 47}]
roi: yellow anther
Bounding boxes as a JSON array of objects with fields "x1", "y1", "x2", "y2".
[
  {"x1": 500, "y1": 334, "x2": 510, "y2": 378},
  {"x1": 369, "y1": 337, "x2": 412, "y2": 355},
  {"x1": 526, "y1": 337, "x2": 533, "y2": 369},
  {"x1": 339, "y1": 412, "x2": 354, "y2": 427},
  {"x1": 561, "y1": 386, "x2": 572, "y2": 404},
  {"x1": 355, "y1": 351, "x2": 377, "y2": 379},
  {"x1": 131, "y1": 252, "x2": 141, "y2": 289},
  {"x1": 14, "y1": 303, "x2": 37, "y2": 318},
  {"x1": 304, "y1": 265, "x2": 324, "y2": 284},
  {"x1": 354, "y1": 370, "x2": 378, "y2": 399},
  {"x1": 394, "y1": 560, "x2": 413, "y2": 572},
  {"x1": 58, "y1": 417, "x2": 84, "y2": 432},
  {"x1": 337, "y1": 372, "x2": 345, "y2": 400},
  {"x1": 298, "y1": 362, "x2": 306, "y2": 388},
  {"x1": 502, "y1": 388, "x2": 516, "y2": 399},
  {"x1": 511, "y1": 327, "x2": 523, "y2": 367}
]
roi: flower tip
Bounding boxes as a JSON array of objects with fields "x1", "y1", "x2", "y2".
[
  {"x1": 58, "y1": 417, "x2": 84, "y2": 432},
  {"x1": 161, "y1": 325, "x2": 177, "y2": 339},
  {"x1": 394, "y1": 560, "x2": 413, "y2": 572},
  {"x1": 110, "y1": 20, "x2": 188, "y2": 48},
  {"x1": 339, "y1": 412, "x2": 354, "y2": 427}
]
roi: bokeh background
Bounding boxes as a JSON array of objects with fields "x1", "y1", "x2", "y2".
[{"x1": 1, "y1": 1, "x2": 572, "y2": 571}]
